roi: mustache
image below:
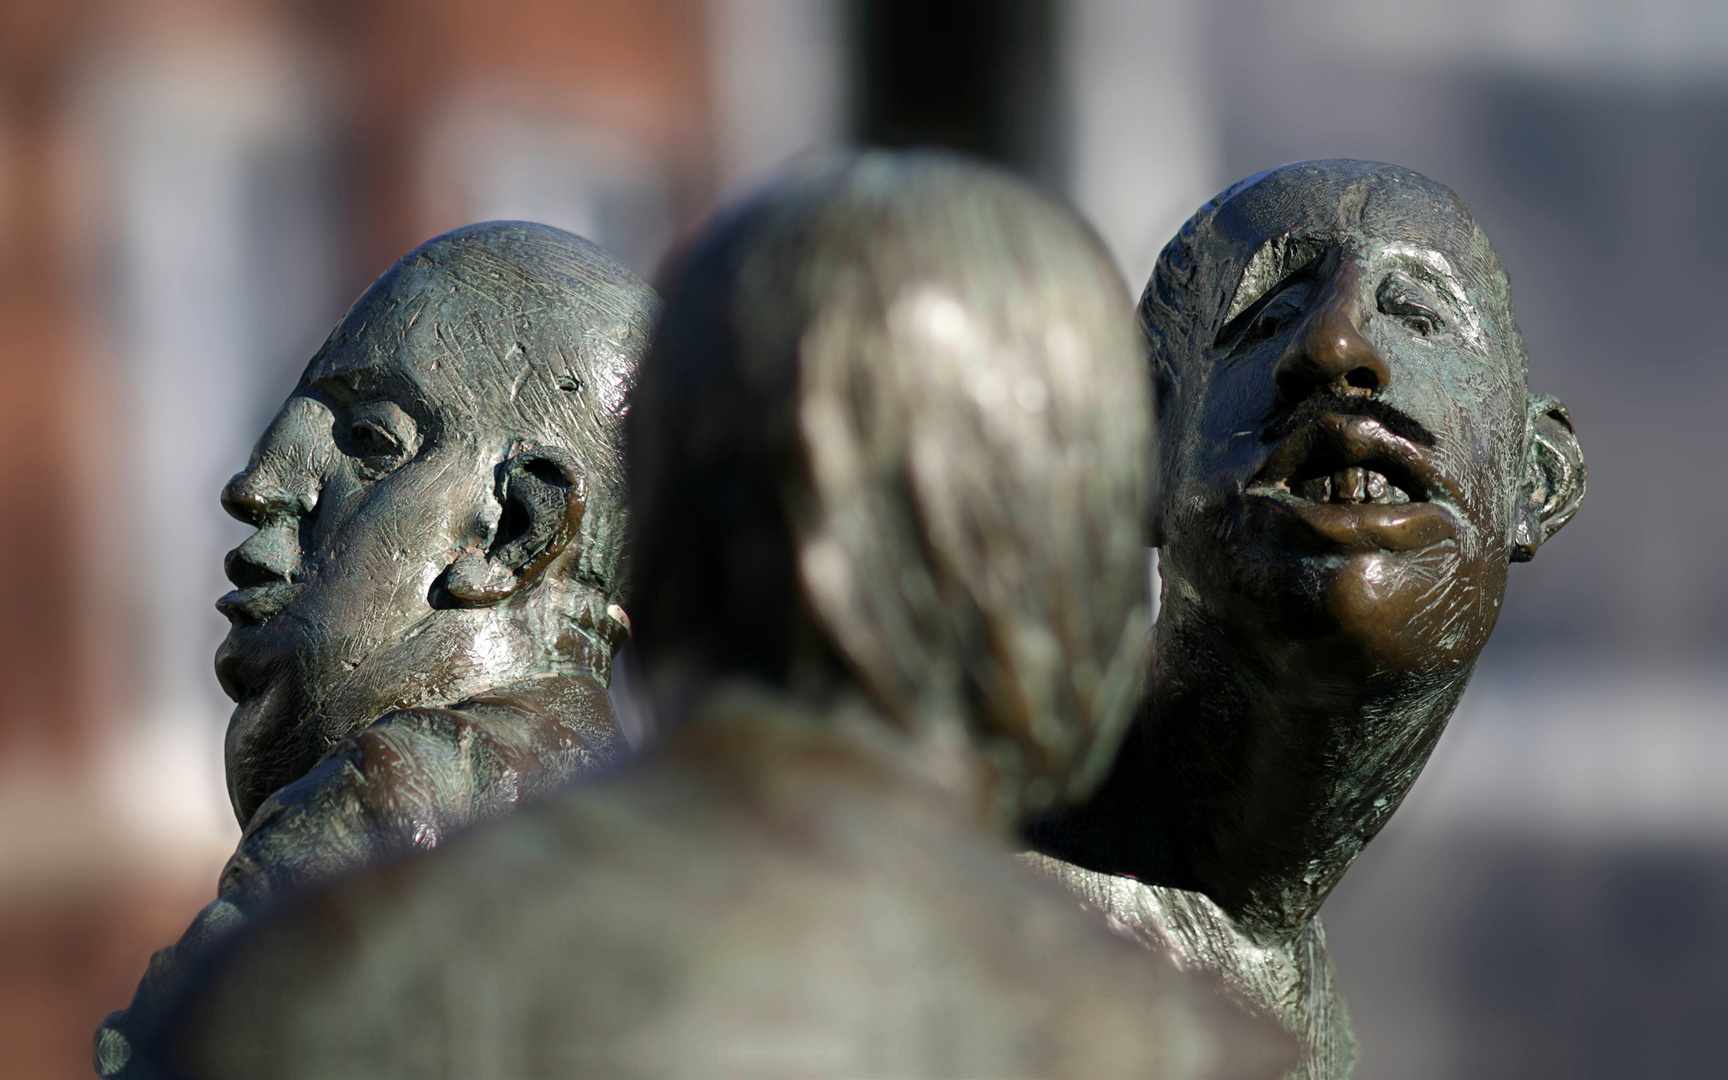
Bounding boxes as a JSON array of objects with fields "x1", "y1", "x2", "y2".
[{"x1": 1261, "y1": 391, "x2": 1436, "y2": 448}]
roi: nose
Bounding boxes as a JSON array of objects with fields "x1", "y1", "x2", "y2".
[
  {"x1": 221, "y1": 395, "x2": 332, "y2": 527},
  {"x1": 221, "y1": 466, "x2": 316, "y2": 527},
  {"x1": 1273, "y1": 263, "x2": 1391, "y2": 398},
  {"x1": 221, "y1": 467, "x2": 317, "y2": 589}
]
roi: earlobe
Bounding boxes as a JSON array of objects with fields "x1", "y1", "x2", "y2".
[
  {"x1": 1511, "y1": 396, "x2": 1584, "y2": 562},
  {"x1": 439, "y1": 448, "x2": 587, "y2": 606}
]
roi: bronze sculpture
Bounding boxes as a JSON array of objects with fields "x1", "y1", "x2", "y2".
[
  {"x1": 96, "y1": 222, "x2": 656, "y2": 1077},
  {"x1": 138, "y1": 153, "x2": 1294, "y2": 1079},
  {"x1": 1026, "y1": 160, "x2": 1586, "y2": 1078}
]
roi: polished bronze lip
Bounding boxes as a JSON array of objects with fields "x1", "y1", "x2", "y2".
[
  {"x1": 1245, "y1": 413, "x2": 1461, "y2": 552},
  {"x1": 1248, "y1": 412, "x2": 1459, "y2": 507},
  {"x1": 1247, "y1": 492, "x2": 1457, "y2": 552}
]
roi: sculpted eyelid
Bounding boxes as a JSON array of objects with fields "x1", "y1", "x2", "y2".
[
  {"x1": 1379, "y1": 274, "x2": 1446, "y2": 317},
  {"x1": 354, "y1": 417, "x2": 401, "y2": 444},
  {"x1": 1216, "y1": 271, "x2": 1315, "y2": 348},
  {"x1": 1384, "y1": 256, "x2": 1469, "y2": 319}
]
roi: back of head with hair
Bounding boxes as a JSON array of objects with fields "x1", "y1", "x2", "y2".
[{"x1": 628, "y1": 153, "x2": 1153, "y2": 822}]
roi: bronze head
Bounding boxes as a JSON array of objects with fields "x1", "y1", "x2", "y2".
[
  {"x1": 628, "y1": 152, "x2": 1154, "y2": 825},
  {"x1": 1032, "y1": 161, "x2": 1585, "y2": 940},
  {"x1": 140, "y1": 158, "x2": 1295, "y2": 1080},
  {"x1": 1147, "y1": 159, "x2": 1583, "y2": 675},
  {"x1": 215, "y1": 222, "x2": 655, "y2": 824}
]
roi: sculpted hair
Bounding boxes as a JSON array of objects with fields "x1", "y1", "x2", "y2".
[
  {"x1": 309, "y1": 221, "x2": 656, "y2": 608},
  {"x1": 629, "y1": 152, "x2": 1153, "y2": 819}
]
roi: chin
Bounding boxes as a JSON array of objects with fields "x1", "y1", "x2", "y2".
[
  {"x1": 1313, "y1": 547, "x2": 1488, "y2": 674},
  {"x1": 223, "y1": 693, "x2": 279, "y2": 824},
  {"x1": 218, "y1": 650, "x2": 322, "y2": 824},
  {"x1": 1198, "y1": 513, "x2": 1494, "y2": 678}
]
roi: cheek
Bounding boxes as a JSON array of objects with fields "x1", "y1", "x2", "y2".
[
  {"x1": 1443, "y1": 415, "x2": 1525, "y2": 556},
  {"x1": 370, "y1": 467, "x2": 488, "y2": 562},
  {"x1": 311, "y1": 457, "x2": 492, "y2": 613}
]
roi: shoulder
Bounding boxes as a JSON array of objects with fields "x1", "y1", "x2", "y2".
[{"x1": 164, "y1": 776, "x2": 1290, "y2": 1078}]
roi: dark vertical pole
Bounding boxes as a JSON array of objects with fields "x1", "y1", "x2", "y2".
[{"x1": 850, "y1": 0, "x2": 1065, "y2": 190}]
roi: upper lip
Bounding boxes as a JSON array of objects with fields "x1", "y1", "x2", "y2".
[{"x1": 1248, "y1": 412, "x2": 1458, "y2": 507}]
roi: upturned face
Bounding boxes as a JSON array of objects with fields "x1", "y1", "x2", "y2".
[
  {"x1": 216, "y1": 281, "x2": 518, "y2": 825},
  {"x1": 1157, "y1": 168, "x2": 1534, "y2": 674}
]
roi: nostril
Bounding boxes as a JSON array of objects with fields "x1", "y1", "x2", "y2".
[{"x1": 1345, "y1": 367, "x2": 1379, "y2": 391}]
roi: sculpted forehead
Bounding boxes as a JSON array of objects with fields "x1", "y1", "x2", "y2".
[
  {"x1": 301, "y1": 230, "x2": 644, "y2": 433},
  {"x1": 1180, "y1": 160, "x2": 1516, "y2": 355},
  {"x1": 1215, "y1": 161, "x2": 1477, "y2": 252},
  {"x1": 303, "y1": 259, "x2": 498, "y2": 405}
]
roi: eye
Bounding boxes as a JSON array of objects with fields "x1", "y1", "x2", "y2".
[
  {"x1": 1242, "y1": 284, "x2": 1311, "y2": 345},
  {"x1": 343, "y1": 401, "x2": 420, "y2": 477},
  {"x1": 1377, "y1": 277, "x2": 1445, "y2": 337},
  {"x1": 350, "y1": 419, "x2": 401, "y2": 458}
]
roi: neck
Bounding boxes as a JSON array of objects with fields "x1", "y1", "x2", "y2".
[
  {"x1": 1150, "y1": 597, "x2": 1473, "y2": 940},
  {"x1": 663, "y1": 681, "x2": 1000, "y2": 834},
  {"x1": 1029, "y1": 593, "x2": 1474, "y2": 945}
]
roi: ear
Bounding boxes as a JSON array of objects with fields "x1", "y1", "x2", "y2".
[
  {"x1": 1510, "y1": 395, "x2": 1584, "y2": 562},
  {"x1": 440, "y1": 447, "x2": 587, "y2": 606}
]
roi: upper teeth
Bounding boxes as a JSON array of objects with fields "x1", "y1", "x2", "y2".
[{"x1": 1296, "y1": 467, "x2": 1411, "y2": 505}]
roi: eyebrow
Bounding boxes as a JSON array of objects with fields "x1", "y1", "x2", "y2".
[
  {"x1": 1223, "y1": 233, "x2": 1330, "y2": 326},
  {"x1": 1379, "y1": 243, "x2": 1486, "y2": 350}
]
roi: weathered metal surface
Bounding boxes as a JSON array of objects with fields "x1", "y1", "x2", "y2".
[
  {"x1": 143, "y1": 153, "x2": 1292, "y2": 1079},
  {"x1": 96, "y1": 222, "x2": 655, "y2": 1078},
  {"x1": 1028, "y1": 160, "x2": 1585, "y2": 1079}
]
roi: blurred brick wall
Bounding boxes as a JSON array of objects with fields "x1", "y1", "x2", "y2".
[
  {"x1": 0, "y1": 2, "x2": 711, "y2": 1076},
  {"x1": 301, "y1": 0, "x2": 712, "y2": 288},
  {"x1": 0, "y1": 0, "x2": 98, "y2": 766}
]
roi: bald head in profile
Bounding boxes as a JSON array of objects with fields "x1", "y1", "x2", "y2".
[
  {"x1": 147, "y1": 154, "x2": 1292, "y2": 1080},
  {"x1": 97, "y1": 223, "x2": 658, "y2": 1079},
  {"x1": 218, "y1": 221, "x2": 650, "y2": 822}
]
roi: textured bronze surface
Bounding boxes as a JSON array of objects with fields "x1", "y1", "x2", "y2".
[
  {"x1": 145, "y1": 153, "x2": 1293, "y2": 1079},
  {"x1": 96, "y1": 223, "x2": 655, "y2": 1078},
  {"x1": 1028, "y1": 160, "x2": 1585, "y2": 1078},
  {"x1": 1021, "y1": 852, "x2": 1356, "y2": 1080}
]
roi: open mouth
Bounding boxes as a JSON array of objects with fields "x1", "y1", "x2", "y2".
[
  {"x1": 1279, "y1": 455, "x2": 1426, "y2": 506},
  {"x1": 1246, "y1": 413, "x2": 1457, "y2": 552}
]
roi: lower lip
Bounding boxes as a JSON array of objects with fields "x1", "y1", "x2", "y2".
[{"x1": 1246, "y1": 491, "x2": 1457, "y2": 552}]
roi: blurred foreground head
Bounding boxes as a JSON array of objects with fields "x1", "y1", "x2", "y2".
[
  {"x1": 150, "y1": 154, "x2": 1293, "y2": 1080},
  {"x1": 216, "y1": 222, "x2": 653, "y2": 823},
  {"x1": 630, "y1": 150, "x2": 1153, "y2": 826}
]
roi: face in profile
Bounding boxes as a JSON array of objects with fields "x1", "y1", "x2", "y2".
[
  {"x1": 215, "y1": 293, "x2": 512, "y2": 822},
  {"x1": 1154, "y1": 162, "x2": 1581, "y2": 674},
  {"x1": 214, "y1": 225, "x2": 647, "y2": 825}
]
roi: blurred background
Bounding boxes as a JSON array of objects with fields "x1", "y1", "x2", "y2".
[{"x1": 0, "y1": 0, "x2": 1721, "y2": 1076}]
